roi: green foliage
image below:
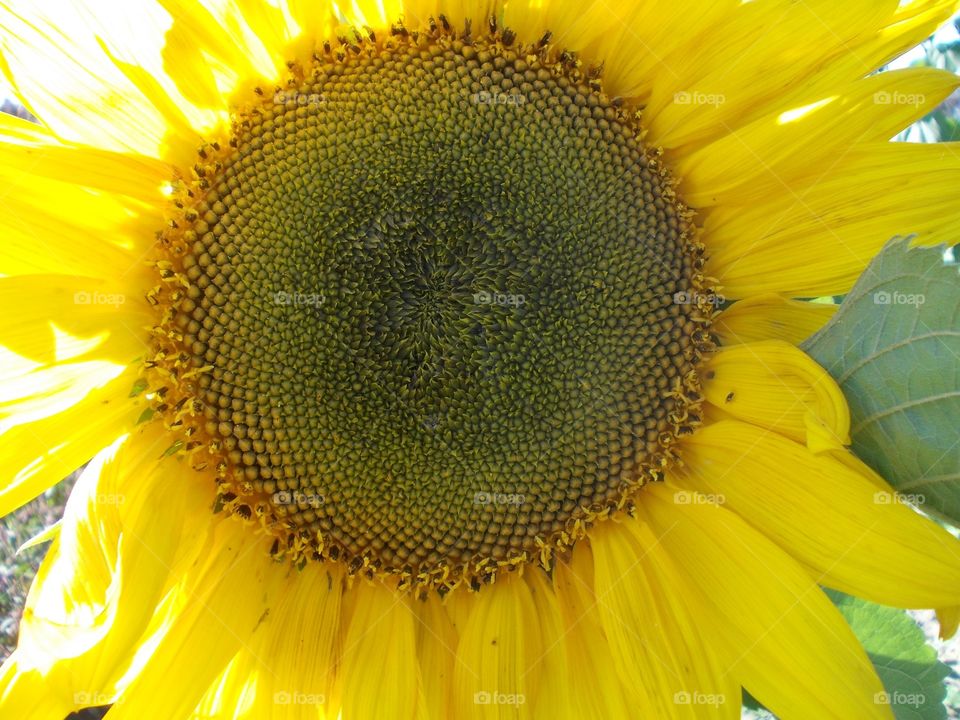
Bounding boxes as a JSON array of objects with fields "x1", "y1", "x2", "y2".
[
  {"x1": 803, "y1": 240, "x2": 960, "y2": 526},
  {"x1": 826, "y1": 590, "x2": 951, "y2": 720}
]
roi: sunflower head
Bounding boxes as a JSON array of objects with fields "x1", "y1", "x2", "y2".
[
  {"x1": 2, "y1": 2, "x2": 960, "y2": 719},
  {"x1": 146, "y1": 19, "x2": 716, "y2": 592}
]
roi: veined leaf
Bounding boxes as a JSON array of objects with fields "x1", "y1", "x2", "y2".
[
  {"x1": 803, "y1": 239, "x2": 960, "y2": 525},
  {"x1": 825, "y1": 591, "x2": 950, "y2": 720}
]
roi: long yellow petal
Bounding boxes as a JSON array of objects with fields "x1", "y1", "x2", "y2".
[
  {"x1": 0, "y1": 176, "x2": 159, "y2": 278},
  {"x1": 0, "y1": 112, "x2": 170, "y2": 202},
  {"x1": 414, "y1": 590, "x2": 459, "y2": 720},
  {"x1": 0, "y1": 426, "x2": 216, "y2": 717},
  {"x1": 590, "y1": 518, "x2": 737, "y2": 719},
  {"x1": 643, "y1": 0, "x2": 897, "y2": 149},
  {"x1": 502, "y1": 0, "x2": 629, "y2": 60},
  {"x1": 0, "y1": 364, "x2": 141, "y2": 517},
  {"x1": 340, "y1": 581, "x2": 420, "y2": 720},
  {"x1": 108, "y1": 523, "x2": 287, "y2": 719},
  {"x1": 640, "y1": 483, "x2": 892, "y2": 720},
  {"x1": 523, "y1": 569, "x2": 571, "y2": 719},
  {"x1": 0, "y1": 1, "x2": 185, "y2": 157},
  {"x1": 715, "y1": 295, "x2": 836, "y2": 347},
  {"x1": 677, "y1": 68, "x2": 960, "y2": 208},
  {"x1": 675, "y1": 420, "x2": 960, "y2": 608},
  {"x1": 704, "y1": 143, "x2": 960, "y2": 297},
  {"x1": 600, "y1": 0, "x2": 739, "y2": 102},
  {"x1": 453, "y1": 571, "x2": 542, "y2": 720},
  {"x1": 0, "y1": 274, "x2": 150, "y2": 369},
  {"x1": 553, "y1": 545, "x2": 633, "y2": 719},
  {"x1": 199, "y1": 562, "x2": 345, "y2": 719}
]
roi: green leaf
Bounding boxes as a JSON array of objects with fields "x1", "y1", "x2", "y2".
[
  {"x1": 128, "y1": 377, "x2": 148, "y2": 398},
  {"x1": 825, "y1": 590, "x2": 950, "y2": 720},
  {"x1": 803, "y1": 239, "x2": 960, "y2": 525},
  {"x1": 161, "y1": 440, "x2": 184, "y2": 458},
  {"x1": 741, "y1": 688, "x2": 774, "y2": 716}
]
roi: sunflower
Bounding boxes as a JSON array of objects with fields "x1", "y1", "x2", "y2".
[{"x1": 2, "y1": 0, "x2": 960, "y2": 718}]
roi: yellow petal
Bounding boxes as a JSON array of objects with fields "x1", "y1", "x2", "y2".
[
  {"x1": 522, "y1": 569, "x2": 570, "y2": 719},
  {"x1": 234, "y1": 0, "x2": 302, "y2": 56},
  {"x1": 108, "y1": 523, "x2": 287, "y2": 719},
  {"x1": 454, "y1": 571, "x2": 541, "y2": 720},
  {"x1": 675, "y1": 420, "x2": 960, "y2": 608},
  {"x1": 640, "y1": 483, "x2": 892, "y2": 720},
  {"x1": 0, "y1": 0, "x2": 186, "y2": 157},
  {"x1": 191, "y1": 650, "x2": 258, "y2": 719},
  {"x1": 401, "y1": 0, "x2": 500, "y2": 34},
  {"x1": 600, "y1": 0, "x2": 740, "y2": 102},
  {"x1": 502, "y1": 0, "x2": 628, "y2": 60},
  {"x1": 0, "y1": 275, "x2": 150, "y2": 369},
  {"x1": 414, "y1": 590, "x2": 459, "y2": 720},
  {"x1": 340, "y1": 581, "x2": 420, "y2": 720},
  {"x1": 197, "y1": 561, "x2": 345, "y2": 719},
  {"x1": 864, "y1": 1, "x2": 960, "y2": 73},
  {"x1": 936, "y1": 606, "x2": 960, "y2": 640},
  {"x1": 643, "y1": 0, "x2": 897, "y2": 150},
  {"x1": 0, "y1": 113, "x2": 171, "y2": 202},
  {"x1": 704, "y1": 143, "x2": 960, "y2": 297},
  {"x1": 701, "y1": 340, "x2": 850, "y2": 448},
  {"x1": 0, "y1": 173, "x2": 160, "y2": 278},
  {"x1": 0, "y1": 426, "x2": 216, "y2": 717},
  {"x1": 0, "y1": 364, "x2": 141, "y2": 517},
  {"x1": 677, "y1": 68, "x2": 960, "y2": 208},
  {"x1": 157, "y1": 0, "x2": 288, "y2": 106},
  {"x1": 553, "y1": 545, "x2": 633, "y2": 719},
  {"x1": 715, "y1": 295, "x2": 836, "y2": 347},
  {"x1": 1, "y1": 360, "x2": 131, "y2": 428},
  {"x1": 0, "y1": 659, "x2": 66, "y2": 720},
  {"x1": 590, "y1": 518, "x2": 737, "y2": 719},
  {"x1": 285, "y1": 0, "x2": 338, "y2": 41},
  {"x1": 336, "y1": 0, "x2": 405, "y2": 29}
]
